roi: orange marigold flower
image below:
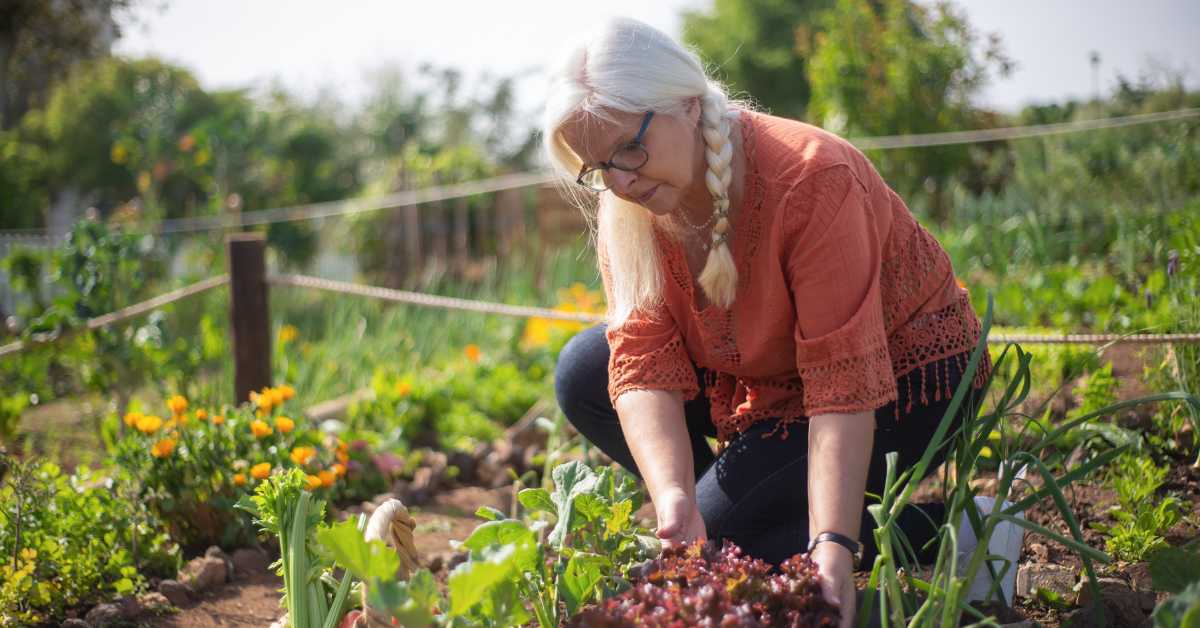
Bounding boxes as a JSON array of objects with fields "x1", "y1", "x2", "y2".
[
  {"x1": 250, "y1": 462, "x2": 272, "y2": 480},
  {"x1": 211, "y1": 414, "x2": 225, "y2": 425},
  {"x1": 290, "y1": 446, "x2": 317, "y2": 466},
  {"x1": 278, "y1": 324, "x2": 299, "y2": 344},
  {"x1": 124, "y1": 411, "x2": 143, "y2": 427},
  {"x1": 278, "y1": 384, "x2": 296, "y2": 401},
  {"x1": 195, "y1": 409, "x2": 208, "y2": 421},
  {"x1": 332, "y1": 463, "x2": 347, "y2": 477},
  {"x1": 336, "y1": 450, "x2": 349, "y2": 464},
  {"x1": 464, "y1": 344, "x2": 481, "y2": 363},
  {"x1": 150, "y1": 438, "x2": 176, "y2": 458},
  {"x1": 274, "y1": 416, "x2": 295, "y2": 434},
  {"x1": 136, "y1": 414, "x2": 164, "y2": 435},
  {"x1": 393, "y1": 381, "x2": 412, "y2": 397},
  {"x1": 318, "y1": 469, "x2": 336, "y2": 487},
  {"x1": 167, "y1": 395, "x2": 188, "y2": 416},
  {"x1": 304, "y1": 474, "x2": 322, "y2": 491},
  {"x1": 250, "y1": 419, "x2": 273, "y2": 438},
  {"x1": 232, "y1": 473, "x2": 246, "y2": 486},
  {"x1": 269, "y1": 387, "x2": 286, "y2": 407}
]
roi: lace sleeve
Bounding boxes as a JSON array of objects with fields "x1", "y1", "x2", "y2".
[
  {"x1": 783, "y1": 165, "x2": 897, "y2": 416},
  {"x1": 596, "y1": 237, "x2": 700, "y2": 406}
]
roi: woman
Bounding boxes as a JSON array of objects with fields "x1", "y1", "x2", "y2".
[{"x1": 544, "y1": 17, "x2": 1009, "y2": 625}]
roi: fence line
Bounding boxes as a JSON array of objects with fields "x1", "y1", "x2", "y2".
[
  {"x1": 4, "y1": 270, "x2": 1197, "y2": 363},
  {"x1": 850, "y1": 107, "x2": 1200, "y2": 149},
  {"x1": 5, "y1": 107, "x2": 1196, "y2": 240},
  {"x1": 0, "y1": 275, "x2": 229, "y2": 358},
  {"x1": 267, "y1": 274, "x2": 604, "y2": 324}
]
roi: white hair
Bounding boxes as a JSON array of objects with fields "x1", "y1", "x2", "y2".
[{"x1": 542, "y1": 17, "x2": 741, "y2": 326}]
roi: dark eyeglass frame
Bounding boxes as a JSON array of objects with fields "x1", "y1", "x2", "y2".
[{"x1": 575, "y1": 111, "x2": 654, "y2": 192}]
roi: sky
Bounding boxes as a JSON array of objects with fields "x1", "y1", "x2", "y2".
[{"x1": 113, "y1": 0, "x2": 1200, "y2": 120}]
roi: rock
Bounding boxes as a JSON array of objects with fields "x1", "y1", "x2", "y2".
[
  {"x1": 180, "y1": 556, "x2": 228, "y2": 592},
  {"x1": 1028, "y1": 542, "x2": 1049, "y2": 563},
  {"x1": 1064, "y1": 601, "x2": 1150, "y2": 628},
  {"x1": 158, "y1": 579, "x2": 192, "y2": 606},
  {"x1": 60, "y1": 620, "x2": 90, "y2": 628},
  {"x1": 232, "y1": 547, "x2": 271, "y2": 575},
  {"x1": 448, "y1": 450, "x2": 477, "y2": 484},
  {"x1": 1015, "y1": 563, "x2": 1077, "y2": 601},
  {"x1": 138, "y1": 591, "x2": 172, "y2": 611},
  {"x1": 205, "y1": 546, "x2": 235, "y2": 582},
  {"x1": 1076, "y1": 577, "x2": 1154, "y2": 625},
  {"x1": 83, "y1": 602, "x2": 126, "y2": 624}
]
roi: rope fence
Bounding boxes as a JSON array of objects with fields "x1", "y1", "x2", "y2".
[
  {"x1": 0, "y1": 274, "x2": 229, "y2": 358},
  {"x1": 5, "y1": 107, "x2": 1196, "y2": 239},
  {"x1": 270, "y1": 274, "x2": 1200, "y2": 346}
]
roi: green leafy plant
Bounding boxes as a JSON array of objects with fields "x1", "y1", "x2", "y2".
[
  {"x1": 1095, "y1": 454, "x2": 1184, "y2": 562},
  {"x1": 0, "y1": 456, "x2": 179, "y2": 625}
]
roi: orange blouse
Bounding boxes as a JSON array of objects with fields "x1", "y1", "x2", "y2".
[{"x1": 600, "y1": 109, "x2": 991, "y2": 445}]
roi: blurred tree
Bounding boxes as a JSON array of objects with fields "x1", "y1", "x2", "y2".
[
  {"x1": 806, "y1": 0, "x2": 1011, "y2": 223},
  {"x1": 681, "y1": 0, "x2": 835, "y2": 119},
  {"x1": 0, "y1": 0, "x2": 143, "y2": 131}
]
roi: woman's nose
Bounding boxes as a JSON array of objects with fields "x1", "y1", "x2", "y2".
[{"x1": 605, "y1": 169, "x2": 638, "y2": 194}]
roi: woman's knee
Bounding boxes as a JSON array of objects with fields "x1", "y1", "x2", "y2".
[{"x1": 553, "y1": 324, "x2": 610, "y2": 420}]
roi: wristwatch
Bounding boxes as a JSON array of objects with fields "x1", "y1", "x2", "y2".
[{"x1": 807, "y1": 531, "x2": 863, "y2": 569}]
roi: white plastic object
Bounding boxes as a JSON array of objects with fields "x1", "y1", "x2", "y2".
[{"x1": 957, "y1": 495, "x2": 1025, "y2": 605}]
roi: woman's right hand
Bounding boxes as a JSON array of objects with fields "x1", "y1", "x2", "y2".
[{"x1": 653, "y1": 487, "x2": 707, "y2": 546}]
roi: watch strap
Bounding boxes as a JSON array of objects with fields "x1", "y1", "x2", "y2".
[{"x1": 807, "y1": 531, "x2": 863, "y2": 568}]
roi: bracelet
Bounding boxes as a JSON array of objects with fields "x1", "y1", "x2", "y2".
[{"x1": 807, "y1": 531, "x2": 863, "y2": 569}]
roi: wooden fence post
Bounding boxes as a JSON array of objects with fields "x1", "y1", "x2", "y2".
[{"x1": 227, "y1": 233, "x2": 271, "y2": 404}]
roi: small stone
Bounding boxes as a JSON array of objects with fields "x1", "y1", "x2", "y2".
[
  {"x1": 1015, "y1": 563, "x2": 1076, "y2": 600},
  {"x1": 1075, "y1": 578, "x2": 1153, "y2": 627},
  {"x1": 83, "y1": 603, "x2": 125, "y2": 626},
  {"x1": 232, "y1": 547, "x2": 271, "y2": 575},
  {"x1": 60, "y1": 619, "x2": 90, "y2": 628},
  {"x1": 181, "y1": 556, "x2": 228, "y2": 592},
  {"x1": 158, "y1": 579, "x2": 192, "y2": 606},
  {"x1": 138, "y1": 591, "x2": 172, "y2": 611},
  {"x1": 205, "y1": 545, "x2": 235, "y2": 582}
]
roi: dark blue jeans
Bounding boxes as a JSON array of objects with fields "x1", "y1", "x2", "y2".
[{"x1": 555, "y1": 324, "x2": 975, "y2": 568}]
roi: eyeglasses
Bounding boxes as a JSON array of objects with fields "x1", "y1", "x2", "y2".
[{"x1": 576, "y1": 111, "x2": 654, "y2": 192}]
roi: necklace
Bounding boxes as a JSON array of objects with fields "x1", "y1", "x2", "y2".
[{"x1": 673, "y1": 205, "x2": 716, "y2": 232}]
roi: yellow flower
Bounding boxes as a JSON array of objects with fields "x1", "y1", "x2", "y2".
[
  {"x1": 136, "y1": 414, "x2": 164, "y2": 435},
  {"x1": 393, "y1": 381, "x2": 412, "y2": 397},
  {"x1": 195, "y1": 409, "x2": 208, "y2": 421},
  {"x1": 278, "y1": 385, "x2": 295, "y2": 401},
  {"x1": 251, "y1": 388, "x2": 275, "y2": 413},
  {"x1": 232, "y1": 473, "x2": 246, "y2": 486},
  {"x1": 211, "y1": 414, "x2": 225, "y2": 425},
  {"x1": 167, "y1": 395, "x2": 188, "y2": 417},
  {"x1": 278, "y1": 324, "x2": 299, "y2": 344},
  {"x1": 318, "y1": 469, "x2": 336, "y2": 488},
  {"x1": 980, "y1": 446, "x2": 994, "y2": 459},
  {"x1": 274, "y1": 416, "x2": 295, "y2": 434},
  {"x1": 111, "y1": 143, "x2": 128, "y2": 164},
  {"x1": 137, "y1": 171, "x2": 152, "y2": 193},
  {"x1": 464, "y1": 344, "x2": 482, "y2": 363},
  {"x1": 332, "y1": 463, "x2": 347, "y2": 478},
  {"x1": 250, "y1": 462, "x2": 272, "y2": 480},
  {"x1": 124, "y1": 411, "x2": 143, "y2": 427},
  {"x1": 250, "y1": 419, "x2": 273, "y2": 438},
  {"x1": 290, "y1": 446, "x2": 316, "y2": 466},
  {"x1": 19, "y1": 548, "x2": 36, "y2": 561},
  {"x1": 304, "y1": 474, "x2": 322, "y2": 491},
  {"x1": 150, "y1": 438, "x2": 176, "y2": 458}
]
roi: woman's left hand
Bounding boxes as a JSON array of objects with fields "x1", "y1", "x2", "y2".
[{"x1": 811, "y1": 543, "x2": 858, "y2": 628}]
